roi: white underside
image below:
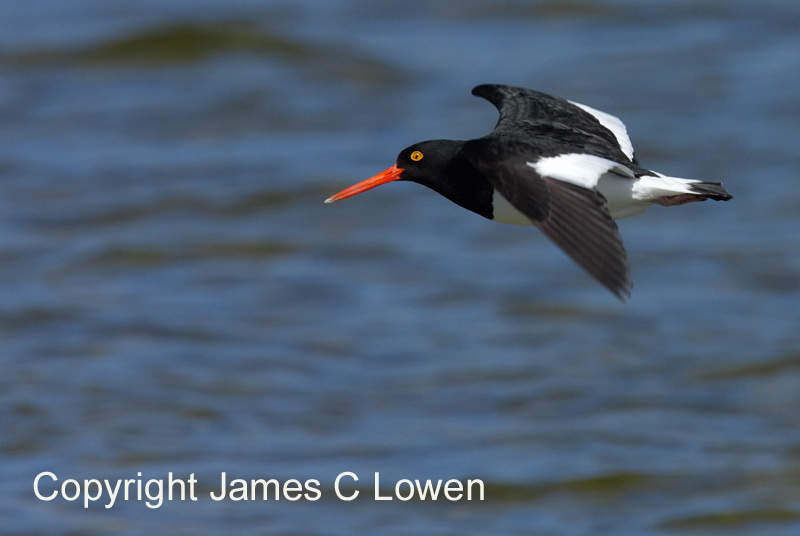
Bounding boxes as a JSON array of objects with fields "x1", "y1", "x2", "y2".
[
  {"x1": 492, "y1": 189, "x2": 536, "y2": 225},
  {"x1": 491, "y1": 154, "x2": 705, "y2": 224},
  {"x1": 597, "y1": 173, "x2": 652, "y2": 219}
]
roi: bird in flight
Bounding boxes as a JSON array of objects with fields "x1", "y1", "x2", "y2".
[{"x1": 326, "y1": 84, "x2": 732, "y2": 299}]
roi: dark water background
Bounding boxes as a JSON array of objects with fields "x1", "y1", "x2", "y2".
[{"x1": 2, "y1": 1, "x2": 800, "y2": 534}]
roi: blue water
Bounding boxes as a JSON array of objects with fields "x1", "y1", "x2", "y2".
[{"x1": 2, "y1": 1, "x2": 800, "y2": 534}]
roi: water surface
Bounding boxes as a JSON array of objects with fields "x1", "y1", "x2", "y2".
[{"x1": 2, "y1": 1, "x2": 800, "y2": 534}]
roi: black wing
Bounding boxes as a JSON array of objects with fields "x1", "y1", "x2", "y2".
[
  {"x1": 463, "y1": 137, "x2": 632, "y2": 300},
  {"x1": 472, "y1": 84, "x2": 634, "y2": 164}
]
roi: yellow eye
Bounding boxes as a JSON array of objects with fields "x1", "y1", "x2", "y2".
[{"x1": 410, "y1": 150, "x2": 424, "y2": 161}]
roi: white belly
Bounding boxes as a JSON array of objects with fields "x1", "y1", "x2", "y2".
[
  {"x1": 491, "y1": 189, "x2": 535, "y2": 226},
  {"x1": 597, "y1": 173, "x2": 651, "y2": 220}
]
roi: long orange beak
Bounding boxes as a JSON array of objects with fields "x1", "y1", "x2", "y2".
[{"x1": 324, "y1": 165, "x2": 404, "y2": 203}]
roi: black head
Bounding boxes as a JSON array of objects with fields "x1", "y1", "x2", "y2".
[
  {"x1": 325, "y1": 140, "x2": 463, "y2": 203},
  {"x1": 393, "y1": 140, "x2": 464, "y2": 184},
  {"x1": 325, "y1": 139, "x2": 493, "y2": 218}
]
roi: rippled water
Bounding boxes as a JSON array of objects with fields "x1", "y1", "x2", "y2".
[{"x1": 2, "y1": 1, "x2": 800, "y2": 534}]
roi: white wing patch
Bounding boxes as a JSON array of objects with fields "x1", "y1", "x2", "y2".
[
  {"x1": 530, "y1": 154, "x2": 634, "y2": 189},
  {"x1": 569, "y1": 100, "x2": 635, "y2": 161}
]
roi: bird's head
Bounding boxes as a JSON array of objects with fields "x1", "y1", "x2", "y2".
[{"x1": 324, "y1": 140, "x2": 464, "y2": 204}]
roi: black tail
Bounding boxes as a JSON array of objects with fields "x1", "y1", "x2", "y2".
[{"x1": 688, "y1": 181, "x2": 733, "y2": 201}]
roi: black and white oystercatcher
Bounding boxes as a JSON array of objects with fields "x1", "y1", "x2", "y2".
[{"x1": 326, "y1": 84, "x2": 732, "y2": 299}]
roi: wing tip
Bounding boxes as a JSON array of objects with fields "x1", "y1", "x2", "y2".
[
  {"x1": 608, "y1": 278, "x2": 633, "y2": 302},
  {"x1": 471, "y1": 84, "x2": 494, "y2": 97},
  {"x1": 471, "y1": 84, "x2": 517, "y2": 107},
  {"x1": 582, "y1": 255, "x2": 632, "y2": 302}
]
